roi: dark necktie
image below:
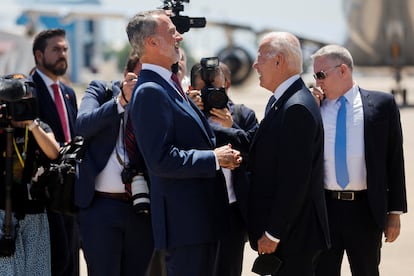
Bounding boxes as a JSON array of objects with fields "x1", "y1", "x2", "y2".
[
  {"x1": 124, "y1": 113, "x2": 137, "y2": 197},
  {"x1": 51, "y1": 83, "x2": 70, "y2": 142},
  {"x1": 335, "y1": 96, "x2": 349, "y2": 188},
  {"x1": 171, "y1": 73, "x2": 187, "y2": 99},
  {"x1": 265, "y1": 95, "x2": 276, "y2": 116}
]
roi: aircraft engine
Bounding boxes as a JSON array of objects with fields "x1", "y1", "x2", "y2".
[{"x1": 217, "y1": 46, "x2": 253, "y2": 85}]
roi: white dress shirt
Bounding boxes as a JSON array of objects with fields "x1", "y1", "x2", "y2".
[{"x1": 320, "y1": 84, "x2": 367, "y2": 191}]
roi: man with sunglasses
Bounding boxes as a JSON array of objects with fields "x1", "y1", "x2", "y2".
[{"x1": 311, "y1": 44, "x2": 407, "y2": 276}]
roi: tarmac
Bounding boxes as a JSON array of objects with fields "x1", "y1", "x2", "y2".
[{"x1": 77, "y1": 67, "x2": 414, "y2": 276}]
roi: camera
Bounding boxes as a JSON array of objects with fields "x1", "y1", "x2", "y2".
[
  {"x1": 200, "y1": 57, "x2": 229, "y2": 112},
  {"x1": 130, "y1": 175, "x2": 150, "y2": 214},
  {"x1": 161, "y1": 0, "x2": 206, "y2": 34},
  {"x1": 0, "y1": 74, "x2": 37, "y2": 126},
  {"x1": 121, "y1": 167, "x2": 150, "y2": 214}
]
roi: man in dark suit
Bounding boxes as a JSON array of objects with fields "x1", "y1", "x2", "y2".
[
  {"x1": 247, "y1": 32, "x2": 330, "y2": 276},
  {"x1": 126, "y1": 10, "x2": 242, "y2": 276},
  {"x1": 31, "y1": 28, "x2": 79, "y2": 276},
  {"x1": 188, "y1": 61, "x2": 259, "y2": 276},
  {"x1": 76, "y1": 52, "x2": 155, "y2": 276},
  {"x1": 311, "y1": 45, "x2": 407, "y2": 276}
]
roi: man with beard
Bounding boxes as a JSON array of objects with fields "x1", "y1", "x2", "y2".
[{"x1": 31, "y1": 28, "x2": 79, "y2": 276}]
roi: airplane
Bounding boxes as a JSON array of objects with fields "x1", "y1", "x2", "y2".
[
  {"x1": 343, "y1": 0, "x2": 414, "y2": 105},
  {"x1": 0, "y1": 0, "x2": 412, "y2": 106}
]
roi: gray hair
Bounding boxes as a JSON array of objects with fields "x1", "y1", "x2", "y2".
[
  {"x1": 263, "y1": 32, "x2": 303, "y2": 73},
  {"x1": 126, "y1": 10, "x2": 166, "y2": 57},
  {"x1": 311, "y1": 44, "x2": 354, "y2": 71}
]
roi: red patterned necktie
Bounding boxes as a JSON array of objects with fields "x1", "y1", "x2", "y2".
[
  {"x1": 124, "y1": 113, "x2": 137, "y2": 198},
  {"x1": 51, "y1": 83, "x2": 70, "y2": 142},
  {"x1": 171, "y1": 73, "x2": 187, "y2": 99}
]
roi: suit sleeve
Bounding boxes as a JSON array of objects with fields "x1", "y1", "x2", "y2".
[
  {"x1": 76, "y1": 80, "x2": 121, "y2": 139},
  {"x1": 130, "y1": 83, "x2": 217, "y2": 179},
  {"x1": 266, "y1": 104, "x2": 319, "y2": 240},
  {"x1": 386, "y1": 97, "x2": 407, "y2": 213}
]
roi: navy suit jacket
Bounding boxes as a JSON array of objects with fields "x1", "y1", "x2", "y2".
[
  {"x1": 130, "y1": 69, "x2": 228, "y2": 250},
  {"x1": 75, "y1": 80, "x2": 122, "y2": 208},
  {"x1": 31, "y1": 71, "x2": 77, "y2": 144},
  {"x1": 359, "y1": 88, "x2": 407, "y2": 229},
  {"x1": 248, "y1": 78, "x2": 330, "y2": 253}
]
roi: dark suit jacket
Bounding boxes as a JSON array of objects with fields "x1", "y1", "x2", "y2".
[
  {"x1": 130, "y1": 69, "x2": 228, "y2": 250},
  {"x1": 75, "y1": 80, "x2": 122, "y2": 208},
  {"x1": 359, "y1": 88, "x2": 407, "y2": 229},
  {"x1": 248, "y1": 78, "x2": 330, "y2": 253},
  {"x1": 31, "y1": 71, "x2": 77, "y2": 144}
]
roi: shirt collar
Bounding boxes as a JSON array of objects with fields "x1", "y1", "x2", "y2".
[
  {"x1": 142, "y1": 63, "x2": 172, "y2": 84},
  {"x1": 35, "y1": 68, "x2": 59, "y2": 88},
  {"x1": 272, "y1": 74, "x2": 300, "y2": 101}
]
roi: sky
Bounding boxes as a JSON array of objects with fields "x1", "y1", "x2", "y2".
[{"x1": 0, "y1": 0, "x2": 347, "y2": 45}]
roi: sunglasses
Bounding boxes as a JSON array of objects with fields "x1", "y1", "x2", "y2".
[{"x1": 313, "y1": 64, "x2": 342, "y2": 80}]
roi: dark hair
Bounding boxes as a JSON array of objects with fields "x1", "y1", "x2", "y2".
[
  {"x1": 190, "y1": 63, "x2": 202, "y2": 87},
  {"x1": 125, "y1": 50, "x2": 140, "y2": 73},
  {"x1": 32, "y1": 28, "x2": 66, "y2": 56}
]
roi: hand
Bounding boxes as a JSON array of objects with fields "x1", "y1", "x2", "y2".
[
  {"x1": 187, "y1": 90, "x2": 204, "y2": 110},
  {"x1": 214, "y1": 144, "x2": 242, "y2": 169},
  {"x1": 119, "y1": 72, "x2": 138, "y2": 106},
  {"x1": 310, "y1": 86, "x2": 324, "y2": 106},
  {"x1": 257, "y1": 233, "x2": 278, "y2": 255},
  {"x1": 209, "y1": 107, "x2": 233, "y2": 128},
  {"x1": 384, "y1": 213, "x2": 401, "y2": 243}
]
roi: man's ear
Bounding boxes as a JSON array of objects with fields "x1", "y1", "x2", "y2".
[{"x1": 146, "y1": 36, "x2": 158, "y2": 48}]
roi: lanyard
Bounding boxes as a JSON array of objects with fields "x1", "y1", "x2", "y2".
[{"x1": 13, "y1": 126, "x2": 29, "y2": 168}]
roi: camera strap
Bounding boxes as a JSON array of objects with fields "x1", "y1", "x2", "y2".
[{"x1": 12, "y1": 126, "x2": 29, "y2": 168}]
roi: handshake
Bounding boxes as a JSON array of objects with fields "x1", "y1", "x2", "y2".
[{"x1": 214, "y1": 144, "x2": 242, "y2": 170}]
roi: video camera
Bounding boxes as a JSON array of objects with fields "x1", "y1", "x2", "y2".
[
  {"x1": 0, "y1": 74, "x2": 37, "y2": 126},
  {"x1": 200, "y1": 57, "x2": 229, "y2": 113},
  {"x1": 161, "y1": 0, "x2": 206, "y2": 34}
]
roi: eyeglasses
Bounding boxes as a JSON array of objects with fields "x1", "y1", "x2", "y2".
[{"x1": 313, "y1": 64, "x2": 342, "y2": 80}]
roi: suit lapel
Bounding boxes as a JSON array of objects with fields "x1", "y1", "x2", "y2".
[
  {"x1": 140, "y1": 70, "x2": 215, "y2": 147},
  {"x1": 359, "y1": 87, "x2": 374, "y2": 156},
  {"x1": 250, "y1": 79, "x2": 305, "y2": 149}
]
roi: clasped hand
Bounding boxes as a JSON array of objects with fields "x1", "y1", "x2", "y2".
[{"x1": 214, "y1": 144, "x2": 242, "y2": 169}]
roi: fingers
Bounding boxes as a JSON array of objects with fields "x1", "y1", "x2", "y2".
[{"x1": 215, "y1": 145, "x2": 242, "y2": 169}]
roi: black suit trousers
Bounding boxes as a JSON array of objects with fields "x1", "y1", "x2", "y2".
[
  {"x1": 216, "y1": 202, "x2": 246, "y2": 276},
  {"x1": 315, "y1": 195, "x2": 382, "y2": 276}
]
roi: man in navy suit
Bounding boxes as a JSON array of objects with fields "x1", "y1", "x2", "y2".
[
  {"x1": 311, "y1": 45, "x2": 407, "y2": 276},
  {"x1": 247, "y1": 32, "x2": 330, "y2": 276},
  {"x1": 76, "y1": 52, "x2": 155, "y2": 276},
  {"x1": 31, "y1": 28, "x2": 79, "y2": 276},
  {"x1": 188, "y1": 61, "x2": 259, "y2": 276},
  {"x1": 126, "y1": 10, "x2": 242, "y2": 276}
]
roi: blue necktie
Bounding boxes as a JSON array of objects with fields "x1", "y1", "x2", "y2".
[
  {"x1": 265, "y1": 95, "x2": 276, "y2": 116},
  {"x1": 335, "y1": 96, "x2": 349, "y2": 188}
]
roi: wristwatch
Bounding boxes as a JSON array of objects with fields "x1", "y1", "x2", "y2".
[{"x1": 28, "y1": 118, "x2": 40, "y2": 131}]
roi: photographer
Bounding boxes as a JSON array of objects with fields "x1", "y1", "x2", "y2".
[
  {"x1": 75, "y1": 51, "x2": 154, "y2": 276},
  {"x1": 0, "y1": 75, "x2": 59, "y2": 275},
  {"x1": 188, "y1": 60, "x2": 259, "y2": 276}
]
